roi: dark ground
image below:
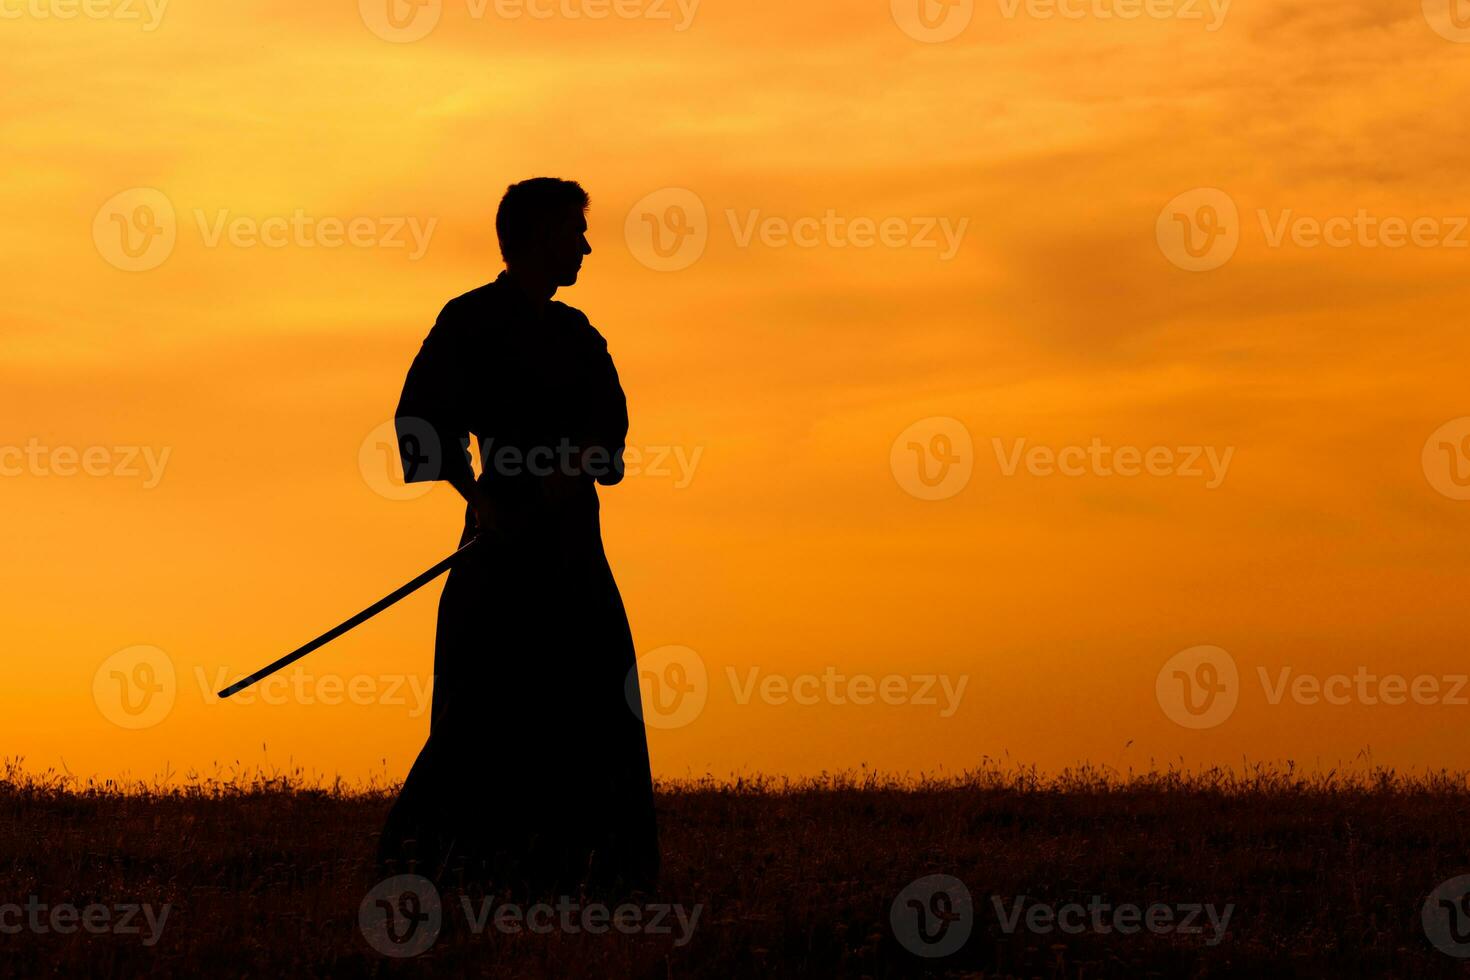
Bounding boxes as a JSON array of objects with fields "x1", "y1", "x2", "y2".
[{"x1": 4, "y1": 761, "x2": 1470, "y2": 977}]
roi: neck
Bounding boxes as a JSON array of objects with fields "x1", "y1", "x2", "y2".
[{"x1": 504, "y1": 266, "x2": 556, "y2": 314}]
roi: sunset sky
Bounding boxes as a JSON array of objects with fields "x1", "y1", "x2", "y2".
[{"x1": 4, "y1": 0, "x2": 1470, "y2": 785}]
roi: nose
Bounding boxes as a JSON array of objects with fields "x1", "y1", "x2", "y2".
[{"x1": 581, "y1": 236, "x2": 592, "y2": 256}]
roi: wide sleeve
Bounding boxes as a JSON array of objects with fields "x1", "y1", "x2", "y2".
[
  {"x1": 393, "y1": 302, "x2": 476, "y2": 490},
  {"x1": 587, "y1": 329, "x2": 629, "y2": 487}
]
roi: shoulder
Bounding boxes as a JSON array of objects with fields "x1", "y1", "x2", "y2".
[
  {"x1": 550, "y1": 300, "x2": 609, "y2": 351},
  {"x1": 419, "y1": 281, "x2": 499, "y2": 350},
  {"x1": 436, "y1": 281, "x2": 499, "y2": 325}
]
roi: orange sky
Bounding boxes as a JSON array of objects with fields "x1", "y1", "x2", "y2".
[{"x1": 4, "y1": 0, "x2": 1470, "y2": 784}]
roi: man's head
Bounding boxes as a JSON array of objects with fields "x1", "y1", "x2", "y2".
[{"x1": 496, "y1": 177, "x2": 591, "y2": 288}]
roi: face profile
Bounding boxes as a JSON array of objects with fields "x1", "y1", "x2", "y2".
[{"x1": 536, "y1": 207, "x2": 591, "y2": 288}]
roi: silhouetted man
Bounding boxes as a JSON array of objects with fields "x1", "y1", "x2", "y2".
[{"x1": 378, "y1": 178, "x2": 659, "y2": 895}]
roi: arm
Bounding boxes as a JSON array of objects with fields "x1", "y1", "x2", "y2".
[
  {"x1": 394, "y1": 304, "x2": 500, "y2": 531},
  {"x1": 573, "y1": 322, "x2": 629, "y2": 487}
]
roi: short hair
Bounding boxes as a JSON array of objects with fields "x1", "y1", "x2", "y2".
[{"x1": 495, "y1": 177, "x2": 590, "y2": 265}]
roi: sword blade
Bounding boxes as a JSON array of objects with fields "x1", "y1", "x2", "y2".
[{"x1": 217, "y1": 536, "x2": 481, "y2": 699}]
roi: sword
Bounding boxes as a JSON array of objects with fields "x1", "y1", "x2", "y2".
[{"x1": 217, "y1": 535, "x2": 482, "y2": 699}]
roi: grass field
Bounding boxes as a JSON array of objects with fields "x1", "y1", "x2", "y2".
[{"x1": 5, "y1": 759, "x2": 1470, "y2": 977}]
